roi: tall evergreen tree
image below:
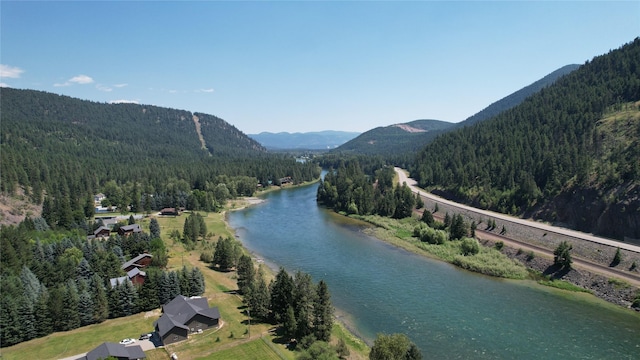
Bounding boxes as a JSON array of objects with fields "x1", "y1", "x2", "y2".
[
  {"x1": 270, "y1": 267, "x2": 294, "y2": 323},
  {"x1": 149, "y1": 217, "x2": 161, "y2": 239},
  {"x1": 90, "y1": 274, "x2": 109, "y2": 323},
  {"x1": 78, "y1": 289, "x2": 95, "y2": 326},
  {"x1": 248, "y1": 268, "x2": 271, "y2": 321},
  {"x1": 314, "y1": 280, "x2": 333, "y2": 342},
  {"x1": 237, "y1": 254, "x2": 255, "y2": 295},
  {"x1": 189, "y1": 267, "x2": 205, "y2": 296}
]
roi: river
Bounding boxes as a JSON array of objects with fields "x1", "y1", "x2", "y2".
[{"x1": 227, "y1": 182, "x2": 640, "y2": 359}]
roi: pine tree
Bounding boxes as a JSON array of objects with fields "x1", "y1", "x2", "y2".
[
  {"x1": 78, "y1": 289, "x2": 94, "y2": 326},
  {"x1": 293, "y1": 271, "x2": 316, "y2": 338},
  {"x1": 270, "y1": 267, "x2": 294, "y2": 323},
  {"x1": 237, "y1": 254, "x2": 255, "y2": 295},
  {"x1": 150, "y1": 218, "x2": 161, "y2": 239},
  {"x1": 34, "y1": 290, "x2": 52, "y2": 337},
  {"x1": 283, "y1": 306, "x2": 297, "y2": 338},
  {"x1": 248, "y1": 268, "x2": 271, "y2": 321},
  {"x1": 60, "y1": 281, "x2": 80, "y2": 331},
  {"x1": 313, "y1": 280, "x2": 333, "y2": 342},
  {"x1": 90, "y1": 274, "x2": 109, "y2": 323},
  {"x1": 189, "y1": 267, "x2": 205, "y2": 296},
  {"x1": 17, "y1": 295, "x2": 36, "y2": 341},
  {"x1": 118, "y1": 281, "x2": 139, "y2": 316}
]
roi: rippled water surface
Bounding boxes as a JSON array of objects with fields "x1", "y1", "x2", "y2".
[{"x1": 228, "y1": 182, "x2": 640, "y2": 359}]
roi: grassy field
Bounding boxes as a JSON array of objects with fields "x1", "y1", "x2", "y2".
[
  {"x1": 0, "y1": 200, "x2": 369, "y2": 360},
  {"x1": 354, "y1": 214, "x2": 529, "y2": 279}
]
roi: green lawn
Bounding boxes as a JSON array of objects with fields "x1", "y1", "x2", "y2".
[
  {"x1": 1, "y1": 200, "x2": 369, "y2": 360},
  {"x1": 0, "y1": 312, "x2": 158, "y2": 360},
  {"x1": 200, "y1": 337, "x2": 286, "y2": 360}
]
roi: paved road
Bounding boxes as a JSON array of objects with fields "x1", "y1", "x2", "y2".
[{"x1": 395, "y1": 167, "x2": 640, "y2": 254}]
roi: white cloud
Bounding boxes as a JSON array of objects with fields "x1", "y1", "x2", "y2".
[
  {"x1": 113, "y1": 83, "x2": 128, "y2": 88},
  {"x1": 0, "y1": 64, "x2": 24, "y2": 79},
  {"x1": 96, "y1": 84, "x2": 112, "y2": 92},
  {"x1": 54, "y1": 74, "x2": 94, "y2": 87},
  {"x1": 0, "y1": 82, "x2": 10, "y2": 88},
  {"x1": 197, "y1": 88, "x2": 215, "y2": 93},
  {"x1": 69, "y1": 74, "x2": 94, "y2": 84},
  {"x1": 109, "y1": 99, "x2": 139, "y2": 104}
]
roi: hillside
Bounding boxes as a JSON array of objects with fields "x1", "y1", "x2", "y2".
[
  {"x1": 249, "y1": 130, "x2": 360, "y2": 150},
  {"x1": 333, "y1": 119, "x2": 454, "y2": 155},
  {"x1": 412, "y1": 38, "x2": 640, "y2": 239},
  {"x1": 0, "y1": 88, "x2": 320, "y2": 223},
  {"x1": 458, "y1": 64, "x2": 580, "y2": 127},
  {"x1": 334, "y1": 64, "x2": 579, "y2": 157}
]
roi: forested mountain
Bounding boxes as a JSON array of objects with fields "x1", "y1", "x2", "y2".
[
  {"x1": 412, "y1": 38, "x2": 640, "y2": 239},
  {"x1": 333, "y1": 119, "x2": 454, "y2": 156},
  {"x1": 458, "y1": 64, "x2": 580, "y2": 127},
  {"x1": 0, "y1": 88, "x2": 320, "y2": 226},
  {"x1": 249, "y1": 130, "x2": 360, "y2": 150},
  {"x1": 333, "y1": 65, "x2": 578, "y2": 158}
]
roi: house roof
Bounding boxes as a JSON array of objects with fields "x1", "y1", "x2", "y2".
[
  {"x1": 127, "y1": 267, "x2": 146, "y2": 278},
  {"x1": 85, "y1": 342, "x2": 146, "y2": 360},
  {"x1": 120, "y1": 224, "x2": 142, "y2": 233},
  {"x1": 155, "y1": 295, "x2": 220, "y2": 337},
  {"x1": 154, "y1": 313, "x2": 190, "y2": 338},
  {"x1": 110, "y1": 276, "x2": 129, "y2": 288},
  {"x1": 121, "y1": 253, "x2": 153, "y2": 270},
  {"x1": 93, "y1": 226, "x2": 111, "y2": 236}
]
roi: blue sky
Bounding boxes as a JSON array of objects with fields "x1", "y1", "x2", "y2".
[{"x1": 1, "y1": 1, "x2": 638, "y2": 134}]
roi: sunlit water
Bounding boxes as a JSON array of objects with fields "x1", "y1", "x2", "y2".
[{"x1": 227, "y1": 182, "x2": 640, "y2": 359}]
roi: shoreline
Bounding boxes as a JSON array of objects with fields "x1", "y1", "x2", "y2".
[{"x1": 224, "y1": 192, "x2": 374, "y2": 352}]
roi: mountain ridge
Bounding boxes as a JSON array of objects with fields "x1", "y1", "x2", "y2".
[{"x1": 333, "y1": 64, "x2": 580, "y2": 157}]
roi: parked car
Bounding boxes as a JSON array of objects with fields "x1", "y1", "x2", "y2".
[
  {"x1": 139, "y1": 333, "x2": 153, "y2": 340},
  {"x1": 119, "y1": 338, "x2": 136, "y2": 345}
]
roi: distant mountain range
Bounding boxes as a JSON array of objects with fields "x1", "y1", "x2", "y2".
[
  {"x1": 333, "y1": 64, "x2": 580, "y2": 156},
  {"x1": 249, "y1": 131, "x2": 360, "y2": 150}
]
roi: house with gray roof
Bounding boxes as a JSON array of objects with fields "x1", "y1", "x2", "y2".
[
  {"x1": 122, "y1": 253, "x2": 153, "y2": 272},
  {"x1": 110, "y1": 268, "x2": 147, "y2": 288},
  {"x1": 84, "y1": 342, "x2": 146, "y2": 360},
  {"x1": 118, "y1": 224, "x2": 142, "y2": 236},
  {"x1": 154, "y1": 295, "x2": 220, "y2": 345}
]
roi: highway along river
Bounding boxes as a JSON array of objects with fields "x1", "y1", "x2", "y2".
[{"x1": 227, "y1": 181, "x2": 640, "y2": 359}]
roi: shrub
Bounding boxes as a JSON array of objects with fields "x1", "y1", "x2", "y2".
[
  {"x1": 460, "y1": 237, "x2": 480, "y2": 256},
  {"x1": 526, "y1": 251, "x2": 535, "y2": 261},
  {"x1": 495, "y1": 241, "x2": 504, "y2": 251}
]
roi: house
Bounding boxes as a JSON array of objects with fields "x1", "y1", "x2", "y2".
[
  {"x1": 122, "y1": 253, "x2": 153, "y2": 272},
  {"x1": 154, "y1": 295, "x2": 220, "y2": 345},
  {"x1": 118, "y1": 224, "x2": 142, "y2": 236},
  {"x1": 110, "y1": 268, "x2": 147, "y2": 288},
  {"x1": 84, "y1": 342, "x2": 146, "y2": 360},
  {"x1": 93, "y1": 226, "x2": 111, "y2": 238},
  {"x1": 160, "y1": 207, "x2": 179, "y2": 216},
  {"x1": 94, "y1": 193, "x2": 106, "y2": 206}
]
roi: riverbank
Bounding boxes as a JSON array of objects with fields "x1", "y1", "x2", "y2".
[{"x1": 347, "y1": 211, "x2": 640, "y2": 311}]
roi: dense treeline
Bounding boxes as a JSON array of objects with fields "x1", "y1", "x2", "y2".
[
  {"x1": 0, "y1": 218, "x2": 203, "y2": 347},
  {"x1": 317, "y1": 160, "x2": 416, "y2": 218},
  {"x1": 0, "y1": 88, "x2": 320, "y2": 212},
  {"x1": 412, "y1": 38, "x2": 640, "y2": 236}
]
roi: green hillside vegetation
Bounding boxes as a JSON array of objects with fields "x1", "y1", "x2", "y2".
[
  {"x1": 458, "y1": 64, "x2": 580, "y2": 127},
  {"x1": 333, "y1": 64, "x2": 578, "y2": 160},
  {"x1": 412, "y1": 38, "x2": 640, "y2": 239},
  {"x1": 334, "y1": 119, "x2": 453, "y2": 156},
  {"x1": 0, "y1": 88, "x2": 320, "y2": 227}
]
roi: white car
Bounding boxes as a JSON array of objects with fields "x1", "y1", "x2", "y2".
[{"x1": 119, "y1": 338, "x2": 136, "y2": 345}]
